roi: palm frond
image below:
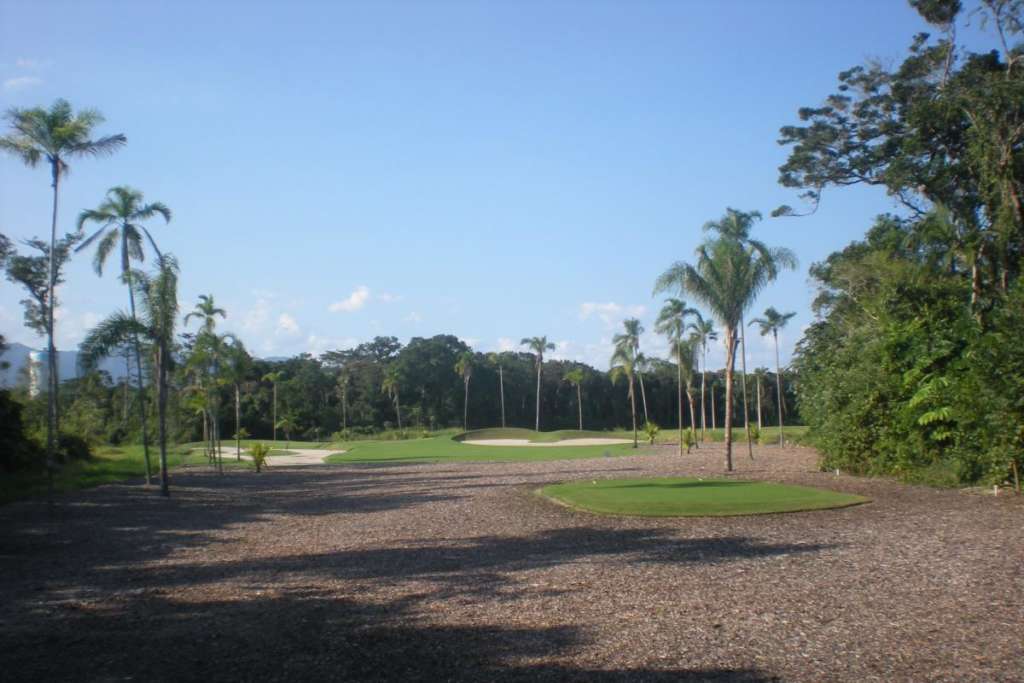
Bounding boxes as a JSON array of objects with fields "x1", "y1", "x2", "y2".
[{"x1": 79, "y1": 311, "x2": 143, "y2": 369}]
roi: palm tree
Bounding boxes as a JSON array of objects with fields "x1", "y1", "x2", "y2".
[
  {"x1": 750, "y1": 307, "x2": 796, "y2": 445},
  {"x1": 276, "y1": 415, "x2": 297, "y2": 450},
  {"x1": 674, "y1": 337, "x2": 700, "y2": 449},
  {"x1": 183, "y1": 294, "x2": 226, "y2": 334},
  {"x1": 563, "y1": 368, "x2": 585, "y2": 431},
  {"x1": 381, "y1": 366, "x2": 403, "y2": 430},
  {"x1": 2, "y1": 100, "x2": 125, "y2": 485},
  {"x1": 486, "y1": 352, "x2": 507, "y2": 428},
  {"x1": 80, "y1": 255, "x2": 179, "y2": 496},
  {"x1": 689, "y1": 318, "x2": 717, "y2": 442},
  {"x1": 655, "y1": 298, "x2": 701, "y2": 455},
  {"x1": 521, "y1": 336, "x2": 555, "y2": 431},
  {"x1": 261, "y1": 370, "x2": 285, "y2": 443},
  {"x1": 335, "y1": 370, "x2": 351, "y2": 432},
  {"x1": 752, "y1": 367, "x2": 768, "y2": 431},
  {"x1": 613, "y1": 319, "x2": 649, "y2": 423},
  {"x1": 454, "y1": 351, "x2": 473, "y2": 431},
  {"x1": 654, "y1": 208, "x2": 796, "y2": 471},
  {"x1": 221, "y1": 339, "x2": 251, "y2": 461},
  {"x1": 609, "y1": 346, "x2": 639, "y2": 448},
  {"x1": 76, "y1": 186, "x2": 171, "y2": 485}
]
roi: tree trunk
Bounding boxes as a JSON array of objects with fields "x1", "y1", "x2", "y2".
[
  {"x1": 700, "y1": 345, "x2": 707, "y2": 443},
  {"x1": 677, "y1": 350, "x2": 684, "y2": 457},
  {"x1": 724, "y1": 328, "x2": 736, "y2": 472},
  {"x1": 44, "y1": 162, "x2": 61, "y2": 498},
  {"x1": 396, "y1": 389, "x2": 402, "y2": 431},
  {"x1": 686, "y1": 389, "x2": 697, "y2": 454},
  {"x1": 124, "y1": 242, "x2": 153, "y2": 485},
  {"x1": 499, "y1": 365, "x2": 506, "y2": 428},
  {"x1": 774, "y1": 330, "x2": 785, "y2": 446},
  {"x1": 629, "y1": 377, "x2": 637, "y2": 448},
  {"x1": 637, "y1": 372, "x2": 649, "y2": 424},
  {"x1": 272, "y1": 382, "x2": 278, "y2": 443},
  {"x1": 463, "y1": 378, "x2": 469, "y2": 431},
  {"x1": 157, "y1": 346, "x2": 170, "y2": 497},
  {"x1": 756, "y1": 374, "x2": 763, "y2": 431},
  {"x1": 202, "y1": 409, "x2": 209, "y2": 460},
  {"x1": 534, "y1": 362, "x2": 542, "y2": 431},
  {"x1": 740, "y1": 317, "x2": 753, "y2": 460},
  {"x1": 122, "y1": 349, "x2": 131, "y2": 423},
  {"x1": 711, "y1": 382, "x2": 717, "y2": 431},
  {"x1": 576, "y1": 383, "x2": 583, "y2": 431},
  {"x1": 235, "y1": 384, "x2": 241, "y2": 460}
]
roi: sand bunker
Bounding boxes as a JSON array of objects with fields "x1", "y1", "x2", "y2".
[{"x1": 461, "y1": 438, "x2": 631, "y2": 447}]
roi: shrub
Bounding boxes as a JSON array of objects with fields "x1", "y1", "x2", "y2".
[
  {"x1": 682, "y1": 429, "x2": 697, "y2": 454},
  {"x1": 58, "y1": 434, "x2": 92, "y2": 462},
  {"x1": 250, "y1": 442, "x2": 270, "y2": 473},
  {"x1": 0, "y1": 390, "x2": 38, "y2": 472},
  {"x1": 644, "y1": 421, "x2": 660, "y2": 445},
  {"x1": 748, "y1": 424, "x2": 761, "y2": 444}
]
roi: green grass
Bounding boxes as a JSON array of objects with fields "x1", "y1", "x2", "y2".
[
  {"x1": 539, "y1": 477, "x2": 869, "y2": 517},
  {"x1": 0, "y1": 444, "x2": 253, "y2": 506},
  {"x1": 324, "y1": 433, "x2": 651, "y2": 465},
  {"x1": 455, "y1": 426, "x2": 808, "y2": 446},
  {"x1": 455, "y1": 427, "x2": 630, "y2": 443}
]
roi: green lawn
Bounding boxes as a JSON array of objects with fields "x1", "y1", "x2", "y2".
[
  {"x1": 459, "y1": 426, "x2": 809, "y2": 446},
  {"x1": 540, "y1": 477, "x2": 869, "y2": 517},
  {"x1": 325, "y1": 434, "x2": 651, "y2": 465},
  {"x1": 0, "y1": 444, "x2": 252, "y2": 506}
]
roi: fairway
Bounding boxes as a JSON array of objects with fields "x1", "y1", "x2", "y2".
[
  {"x1": 540, "y1": 477, "x2": 869, "y2": 517},
  {"x1": 325, "y1": 434, "x2": 647, "y2": 464}
]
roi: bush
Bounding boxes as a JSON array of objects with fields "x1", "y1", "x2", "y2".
[
  {"x1": 682, "y1": 429, "x2": 697, "y2": 454},
  {"x1": 748, "y1": 424, "x2": 761, "y2": 444},
  {"x1": 0, "y1": 390, "x2": 38, "y2": 471},
  {"x1": 250, "y1": 442, "x2": 270, "y2": 473},
  {"x1": 644, "y1": 421, "x2": 660, "y2": 445},
  {"x1": 57, "y1": 434, "x2": 92, "y2": 462}
]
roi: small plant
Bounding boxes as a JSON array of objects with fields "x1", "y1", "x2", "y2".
[
  {"x1": 683, "y1": 429, "x2": 697, "y2": 454},
  {"x1": 420, "y1": 429, "x2": 431, "y2": 439},
  {"x1": 748, "y1": 424, "x2": 761, "y2": 444},
  {"x1": 250, "y1": 442, "x2": 270, "y2": 473},
  {"x1": 644, "y1": 421, "x2": 660, "y2": 445}
]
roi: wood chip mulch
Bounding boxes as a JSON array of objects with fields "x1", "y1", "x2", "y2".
[{"x1": 1, "y1": 443, "x2": 1021, "y2": 682}]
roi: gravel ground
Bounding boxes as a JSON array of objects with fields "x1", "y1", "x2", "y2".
[{"x1": 1, "y1": 443, "x2": 1021, "y2": 682}]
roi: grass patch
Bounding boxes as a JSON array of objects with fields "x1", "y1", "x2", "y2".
[
  {"x1": 455, "y1": 426, "x2": 808, "y2": 445},
  {"x1": 325, "y1": 434, "x2": 650, "y2": 465},
  {"x1": 540, "y1": 477, "x2": 869, "y2": 517},
  {"x1": 0, "y1": 444, "x2": 254, "y2": 506}
]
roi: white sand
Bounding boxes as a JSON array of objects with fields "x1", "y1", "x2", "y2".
[
  {"x1": 235, "y1": 448, "x2": 339, "y2": 466},
  {"x1": 461, "y1": 438, "x2": 631, "y2": 447}
]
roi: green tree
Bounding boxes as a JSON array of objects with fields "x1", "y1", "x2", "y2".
[
  {"x1": 381, "y1": 366, "x2": 403, "y2": 431},
  {"x1": 750, "y1": 307, "x2": 796, "y2": 444},
  {"x1": 655, "y1": 208, "x2": 796, "y2": 471},
  {"x1": 1, "y1": 100, "x2": 125, "y2": 487},
  {"x1": 609, "y1": 346, "x2": 639, "y2": 448},
  {"x1": 261, "y1": 371, "x2": 285, "y2": 443},
  {"x1": 689, "y1": 317, "x2": 717, "y2": 441},
  {"x1": 183, "y1": 294, "x2": 226, "y2": 334},
  {"x1": 77, "y1": 186, "x2": 171, "y2": 484},
  {"x1": 563, "y1": 367, "x2": 585, "y2": 431},
  {"x1": 656, "y1": 298, "x2": 701, "y2": 455},
  {"x1": 454, "y1": 351, "x2": 474, "y2": 431},
  {"x1": 276, "y1": 414, "x2": 297, "y2": 449},
  {"x1": 487, "y1": 352, "x2": 507, "y2": 428},
  {"x1": 80, "y1": 255, "x2": 179, "y2": 496},
  {"x1": 521, "y1": 336, "x2": 555, "y2": 431},
  {"x1": 613, "y1": 319, "x2": 649, "y2": 423}
]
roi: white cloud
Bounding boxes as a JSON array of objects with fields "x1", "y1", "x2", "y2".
[
  {"x1": 306, "y1": 334, "x2": 360, "y2": 355},
  {"x1": 276, "y1": 313, "x2": 300, "y2": 336},
  {"x1": 496, "y1": 337, "x2": 517, "y2": 352},
  {"x1": 578, "y1": 302, "x2": 646, "y2": 327},
  {"x1": 404, "y1": 311, "x2": 423, "y2": 323},
  {"x1": 3, "y1": 76, "x2": 42, "y2": 91},
  {"x1": 377, "y1": 292, "x2": 402, "y2": 303},
  {"x1": 328, "y1": 285, "x2": 371, "y2": 313},
  {"x1": 461, "y1": 337, "x2": 480, "y2": 349}
]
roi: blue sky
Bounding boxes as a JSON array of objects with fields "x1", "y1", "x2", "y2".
[{"x1": 0, "y1": 1, "x2": 989, "y2": 370}]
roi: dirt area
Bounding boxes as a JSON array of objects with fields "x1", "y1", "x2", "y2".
[{"x1": 1, "y1": 443, "x2": 1021, "y2": 682}]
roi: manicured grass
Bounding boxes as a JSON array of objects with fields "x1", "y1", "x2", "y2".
[
  {"x1": 454, "y1": 426, "x2": 808, "y2": 446},
  {"x1": 324, "y1": 434, "x2": 650, "y2": 465},
  {"x1": 456, "y1": 427, "x2": 628, "y2": 443},
  {"x1": 540, "y1": 477, "x2": 869, "y2": 517},
  {"x1": 0, "y1": 444, "x2": 252, "y2": 506}
]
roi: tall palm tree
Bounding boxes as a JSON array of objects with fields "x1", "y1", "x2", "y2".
[
  {"x1": 688, "y1": 318, "x2": 717, "y2": 442},
  {"x1": 183, "y1": 294, "x2": 226, "y2": 334},
  {"x1": 188, "y1": 328, "x2": 237, "y2": 473},
  {"x1": 276, "y1": 414, "x2": 297, "y2": 450},
  {"x1": 454, "y1": 351, "x2": 473, "y2": 431},
  {"x1": 261, "y1": 370, "x2": 285, "y2": 443},
  {"x1": 655, "y1": 298, "x2": 701, "y2": 455},
  {"x1": 381, "y1": 366, "x2": 403, "y2": 430},
  {"x1": 609, "y1": 346, "x2": 639, "y2": 448},
  {"x1": 750, "y1": 307, "x2": 796, "y2": 445},
  {"x1": 752, "y1": 367, "x2": 768, "y2": 431},
  {"x1": 486, "y1": 352, "x2": 507, "y2": 428},
  {"x1": 563, "y1": 368, "x2": 585, "y2": 431},
  {"x1": 221, "y1": 337, "x2": 250, "y2": 461},
  {"x1": 675, "y1": 337, "x2": 700, "y2": 449},
  {"x1": 80, "y1": 255, "x2": 179, "y2": 496},
  {"x1": 521, "y1": 336, "x2": 555, "y2": 431},
  {"x1": 76, "y1": 186, "x2": 171, "y2": 485},
  {"x1": 335, "y1": 370, "x2": 351, "y2": 432},
  {"x1": 2, "y1": 100, "x2": 125, "y2": 484},
  {"x1": 654, "y1": 208, "x2": 796, "y2": 471},
  {"x1": 613, "y1": 319, "x2": 649, "y2": 423}
]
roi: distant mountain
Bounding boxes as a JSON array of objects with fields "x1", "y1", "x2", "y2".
[{"x1": 0, "y1": 341, "x2": 130, "y2": 389}]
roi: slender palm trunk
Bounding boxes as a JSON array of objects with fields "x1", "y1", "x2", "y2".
[
  {"x1": 756, "y1": 374, "x2": 763, "y2": 431},
  {"x1": 235, "y1": 384, "x2": 241, "y2": 461},
  {"x1": 272, "y1": 382, "x2": 277, "y2": 443},
  {"x1": 534, "y1": 362, "x2": 542, "y2": 431},
  {"x1": 122, "y1": 349, "x2": 131, "y2": 423},
  {"x1": 700, "y1": 345, "x2": 707, "y2": 442},
  {"x1": 638, "y1": 372, "x2": 649, "y2": 423},
  {"x1": 44, "y1": 163, "x2": 61, "y2": 498},
  {"x1": 202, "y1": 410, "x2": 209, "y2": 460},
  {"x1": 724, "y1": 329, "x2": 737, "y2": 472},
  {"x1": 463, "y1": 378, "x2": 470, "y2": 431},
  {"x1": 740, "y1": 317, "x2": 753, "y2": 460},
  {"x1": 395, "y1": 389, "x2": 402, "y2": 431},
  {"x1": 711, "y1": 382, "x2": 717, "y2": 431},
  {"x1": 774, "y1": 330, "x2": 785, "y2": 446},
  {"x1": 157, "y1": 347, "x2": 170, "y2": 497},
  {"x1": 676, "y1": 352, "x2": 684, "y2": 457},
  {"x1": 498, "y1": 365, "x2": 506, "y2": 428},
  {"x1": 686, "y1": 388, "x2": 697, "y2": 452},
  {"x1": 125, "y1": 266, "x2": 153, "y2": 484},
  {"x1": 629, "y1": 377, "x2": 637, "y2": 448},
  {"x1": 576, "y1": 383, "x2": 583, "y2": 431}
]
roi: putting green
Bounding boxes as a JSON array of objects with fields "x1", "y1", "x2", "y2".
[{"x1": 540, "y1": 477, "x2": 869, "y2": 517}]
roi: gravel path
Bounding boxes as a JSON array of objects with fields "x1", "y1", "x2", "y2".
[{"x1": 1, "y1": 443, "x2": 1021, "y2": 682}]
